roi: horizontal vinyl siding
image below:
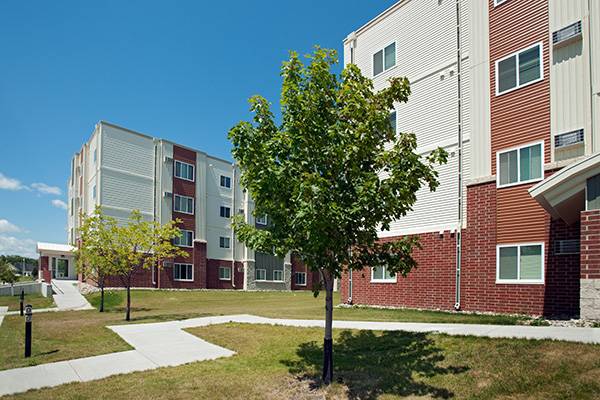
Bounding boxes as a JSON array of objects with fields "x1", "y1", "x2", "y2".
[
  {"x1": 496, "y1": 184, "x2": 549, "y2": 243},
  {"x1": 100, "y1": 168, "x2": 154, "y2": 214},
  {"x1": 101, "y1": 125, "x2": 155, "y2": 178}
]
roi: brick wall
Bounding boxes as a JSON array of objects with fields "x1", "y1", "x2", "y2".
[
  {"x1": 206, "y1": 259, "x2": 244, "y2": 289},
  {"x1": 40, "y1": 256, "x2": 50, "y2": 284},
  {"x1": 291, "y1": 254, "x2": 321, "y2": 291},
  {"x1": 580, "y1": 210, "x2": 600, "y2": 319}
]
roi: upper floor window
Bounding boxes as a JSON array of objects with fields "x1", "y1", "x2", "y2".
[
  {"x1": 389, "y1": 111, "x2": 397, "y2": 134},
  {"x1": 93, "y1": 149, "x2": 97, "y2": 164},
  {"x1": 496, "y1": 42, "x2": 543, "y2": 95},
  {"x1": 92, "y1": 185, "x2": 97, "y2": 199},
  {"x1": 174, "y1": 229, "x2": 193, "y2": 247},
  {"x1": 497, "y1": 243, "x2": 544, "y2": 284},
  {"x1": 371, "y1": 265, "x2": 396, "y2": 283},
  {"x1": 175, "y1": 160, "x2": 195, "y2": 181},
  {"x1": 174, "y1": 194, "x2": 194, "y2": 214},
  {"x1": 373, "y1": 42, "x2": 396, "y2": 77},
  {"x1": 256, "y1": 214, "x2": 268, "y2": 225},
  {"x1": 497, "y1": 142, "x2": 543, "y2": 187},
  {"x1": 220, "y1": 206, "x2": 231, "y2": 218},
  {"x1": 220, "y1": 175, "x2": 231, "y2": 188},
  {"x1": 219, "y1": 236, "x2": 231, "y2": 248}
]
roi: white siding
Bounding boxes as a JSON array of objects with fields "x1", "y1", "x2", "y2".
[{"x1": 205, "y1": 157, "x2": 234, "y2": 260}]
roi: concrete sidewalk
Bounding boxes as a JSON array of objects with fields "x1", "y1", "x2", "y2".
[
  {"x1": 1, "y1": 314, "x2": 599, "y2": 396},
  {"x1": 51, "y1": 280, "x2": 94, "y2": 311}
]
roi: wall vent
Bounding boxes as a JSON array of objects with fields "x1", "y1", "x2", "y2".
[
  {"x1": 554, "y1": 239, "x2": 580, "y2": 255},
  {"x1": 164, "y1": 156, "x2": 173, "y2": 163},
  {"x1": 552, "y1": 21, "x2": 582, "y2": 47},
  {"x1": 163, "y1": 191, "x2": 173, "y2": 198},
  {"x1": 555, "y1": 129, "x2": 584, "y2": 148}
]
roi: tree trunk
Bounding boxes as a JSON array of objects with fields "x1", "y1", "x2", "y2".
[
  {"x1": 125, "y1": 283, "x2": 131, "y2": 321},
  {"x1": 322, "y1": 270, "x2": 334, "y2": 384},
  {"x1": 99, "y1": 282, "x2": 105, "y2": 313}
]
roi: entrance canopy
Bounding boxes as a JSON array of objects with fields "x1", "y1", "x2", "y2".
[{"x1": 529, "y1": 153, "x2": 600, "y2": 224}]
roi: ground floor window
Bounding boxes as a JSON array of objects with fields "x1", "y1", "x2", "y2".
[
  {"x1": 255, "y1": 268, "x2": 266, "y2": 281},
  {"x1": 273, "y1": 270, "x2": 284, "y2": 282},
  {"x1": 371, "y1": 265, "x2": 396, "y2": 283},
  {"x1": 295, "y1": 271, "x2": 307, "y2": 286},
  {"x1": 174, "y1": 263, "x2": 193, "y2": 281},
  {"x1": 497, "y1": 243, "x2": 544, "y2": 284},
  {"x1": 219, "y1": 266, "x2": 231, "y2": 281}
]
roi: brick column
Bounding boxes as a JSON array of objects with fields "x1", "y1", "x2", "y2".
[
  {"x1": 580, "y1": 210, "x2": 600, "y2": 319},
  {"x1": 40, "y1": 256, "x2": 51, "y2": 284}
]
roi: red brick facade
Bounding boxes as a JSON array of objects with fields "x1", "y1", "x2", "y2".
[
  {"x1": 291, "y1": 254, "x2": 321, "y2": 291},
  {"x1": 581, "y1": 210, "x2": 600, "y2": 280},
  {"x1": 40, "y1": 256, "x2": 51, "y2": 284},
  {"x1": 206, "y1": 259, "x2": 244, "y2": 289}
]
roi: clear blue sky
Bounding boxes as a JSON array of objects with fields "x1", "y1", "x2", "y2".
[{"x1": 0, "y1": 0, "x2": 397, "y2": 258}]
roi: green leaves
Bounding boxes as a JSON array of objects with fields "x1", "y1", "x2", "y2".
[{"x1": 229, "y1": 47, "x2": 447, "y2": 281}]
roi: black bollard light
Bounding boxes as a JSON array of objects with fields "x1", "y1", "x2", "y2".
[
  {"x1": 24, "y1": 304, "x2": 32, "y2": 358},
  {"x1": 20, "y1": 290, "x2": 24, "y2": 316}
]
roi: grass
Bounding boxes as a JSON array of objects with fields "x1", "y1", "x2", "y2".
[
  {"x1": 0, "y1": 293, "x2": 54, "y2": 311},
  {"x1": 5, "y1": 323, "x2": 600, "y2": 400},
  {"x1": 0, "y1": 290, "x2": 530, "y2": 371}
]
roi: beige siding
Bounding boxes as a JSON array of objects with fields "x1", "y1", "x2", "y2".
[{"x1": 591, "y1": 0, "x2": 600, "y2": 153}]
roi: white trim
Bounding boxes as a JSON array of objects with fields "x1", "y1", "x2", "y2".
[
  {"x1": 174, "y1": 194, "x2": 195, "y2": 215},
  {"x1": 174, "y1": 160, "x2": 195, "y2": 182},
  {"x1": 174, "y1": 229, "x2": 194, "y2": 248},
  {"x1": 495, "y1": 42, "x2": 544, "y2": 96},
  {"x1": 272, "y1": 269, "x2": 284, "y2": 282},
  {"x1": 255, "y1": 268, "x2": 267, "y2": 281},
  {"x1": 496, "y1": 243, "x2": 545, "y2": 284},
  {"x1": 173, "y1": 263, "x2": 194, "y2": 282},
  {"x1": 496, "y1": 140, "x2": 544, "y2": 188},
  {"x1": 370, "y1": 266, "x2": 397, "y2": 283},
  {"x1": 218, "y1": 266, "x2": 232, "y2": 281},
  {"x1": 372, "y1": 41, "x2": 396, "y2": 78},
  {"x1": 494, "y1": 0, "x2": 508, "y2": 6}
]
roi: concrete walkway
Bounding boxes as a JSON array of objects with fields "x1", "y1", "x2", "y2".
[
  {"x1": 51, "y1": 280, "x2": 94, "y2": 311},
  {"x1": 1, "y1": 314, "x2": 599, "y2": 396},
  {"x1": 0, "y1": 306, "x2": 7, "y2": 326}
]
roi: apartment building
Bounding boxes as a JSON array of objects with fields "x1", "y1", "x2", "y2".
[
  {"x1": 68, "y1": 121, "x2": 313, "y2": 291},
  {"x1": 340, "y1": 0, "x2": 600, "y2": 319}
]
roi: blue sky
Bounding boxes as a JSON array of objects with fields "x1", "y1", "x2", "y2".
[{"x1": 0, "y1": 0, "x2": 397, "y2": 258}]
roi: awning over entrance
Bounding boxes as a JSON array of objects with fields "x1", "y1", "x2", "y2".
[{"x1": 529, "y1": 153, "x2": 600, "y2": 224}]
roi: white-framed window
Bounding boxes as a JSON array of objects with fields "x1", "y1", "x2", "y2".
[
  {"x1": 174, "y1": 229, "x2": 194, "y2": 247},
  {"x1": 255, "y1": 268, "x2": 267, "y2": 281},
  {"x1": 174, "y1": 194, "x2": 194, "y2": 214},
  {"x1": 373, "y1": 42, "x2": 396, "y2": 77},
  {"x1": 92, "y1": 185, "x2": 97, "y2": 199},
  {"x1": 273, "y1": 270, "x2": 284, "y2": 282},
  {"x1": 497, "y1": 141, "x2": 543, "y2": 187},
  {"x1": 173, "y1": 263, "x2": 193, "y2": 281},
  {"x1": 494, "y1": 0, "x2": 508, "y2": 6},
  {"x1": 219, "y1": 236, "x2": 230, "y2": 248},
  {"x1": 497, "y1": 243, "x2": 544, "y2": 284},
  {"x1": 295, "y1": 272, "x2": 307, "y2": 286},
  {"x1": 496, "y1": 42, "x2": 543, "y2": 95},
  {"x1": 256, "y1": 214, "x2": 268, "y2": 225},
  {"x1": 389, "y1": 111, "x2": 397, "y2": 134},
  {"x1": 371, "y1": 265, "x2": 396, "y2": 283},
  {"x1": 220, "y1": 206, "x2": 231, "y2": 218},
  {"x1": 220, "y1": 175, "x2": 231, "y2": 188},
  {"x1": 175, "y1": 160, "x2": 195, "y2": 181},
  {"x1": 219, "y1": 266, "x2": 231, "y2": 280}
]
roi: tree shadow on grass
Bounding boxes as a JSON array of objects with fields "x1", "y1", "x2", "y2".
[{"x1": 283, "y1": 330, "x2": 468, "y2": 399}]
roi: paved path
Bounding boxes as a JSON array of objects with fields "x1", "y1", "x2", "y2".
[
  {"x1": 1, "y1": 314, "x2": 599, "y2": 396},
  {"x1": 51, "y1": 280, "x2": 94, "y2": 311},
  {"x1": 0, "y1": 306, "x2": 6, "y2": 326}
]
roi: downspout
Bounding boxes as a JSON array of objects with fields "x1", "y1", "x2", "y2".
[
  {"x1": 587, "y1": 0, "x2": 596, "y2": 152},
  {"x1": 347, "y1": 31, "x2": 357, "y2": 304},
  {"x1": 153, "y1": 141, "x2": 158, "y2": 288},
  {"x1": 231, "y1": 163, "x2": 236, "y2": 288},
  {"x1": 454, "y1": 0, "x2": 463, "y2": 311}
]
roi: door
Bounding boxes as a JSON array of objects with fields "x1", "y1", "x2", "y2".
[{"x1": 56, "y1": 259, "x2": 69, "y2": 278}]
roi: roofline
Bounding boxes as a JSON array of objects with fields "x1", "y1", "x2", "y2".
[{"x1": 343, "y1": 0, "x2": 410, "y2": 44}]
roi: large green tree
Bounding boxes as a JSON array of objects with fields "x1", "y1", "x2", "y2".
[{"x1": 229, "y1": 48, "x2": 447, "y2": 384}]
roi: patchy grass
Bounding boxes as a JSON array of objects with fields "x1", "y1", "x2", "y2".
[
  {"x1": 0, "y1": 293, "x2": 54, "y2": 311},
  {"x1": 6, "y1": 323, "x2": 600, "y2": 400},
  {"x1": 0, "y1": 290, "x2": 526, "y2": 371}
]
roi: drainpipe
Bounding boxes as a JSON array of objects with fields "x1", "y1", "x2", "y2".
[
  {"x1": 587, "y1": 0, "x2": 596, "y2": 152},
  {"x1": 346, "y1": 31, "x2": 357, "y2": 304},
  {"x1": 231, "y1": 163, "x2": 236, "y2": 288},
  {"x1": 454, "y1": 0, "x2": 464, "y2": 311}
]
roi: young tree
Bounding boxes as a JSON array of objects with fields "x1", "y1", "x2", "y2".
[
  {"x1": 229, "y1": 48, "x2": 447, "y2": 384},
  {"x1": 75, "y1": 207, "x2": 119, "y2": 312},
  {"x1": 111, "y1": 210, "x2": 187, "y2": 321},
  {"x1": 0, "y1": 262, "x2": 18, "y2": 295}
]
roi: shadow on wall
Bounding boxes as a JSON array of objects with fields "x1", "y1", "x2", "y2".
[{"x1": 282, "y1": 330, "x2": 468, "y2": 399}]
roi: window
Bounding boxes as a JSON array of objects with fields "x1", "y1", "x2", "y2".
[
  {"x1": 371, "y1": 265, "x2": 396, "y2": 283},
  {"x1": 174, "y1": 229, "x2": 193, "y2": 247},
  {"x1": 175, "y1": 160, "x2": 195, "y2": 181},
  {"x1": 497, "y1": 142, "x2": 543, "y2": 187},
  {"x1": 389, "y1": 111, "x2": 397, "y2": 134},
  {"x1": 295, "y1": 272, "x2": 307, "y2": 286},
  {"x1": 93, "y1": 149, "x2": 97, "y2": 164},
  {"x1": 219, "y1": 266, "x2": 231, "y2": 280},
  {"x1": 219, "y1": 236, "x2": 230, "y2": 248},
  {"x1": 496, "y1": 42, "x2": 543, "y2": 95},
  {"x1": 174, "y1": 194, "x2": 194, "y2": 214},
  {"x1": 373, "y1": 42, "x2": 396, "y2": 76},
  {"x1": 255, "y1": 214, "x2": 268, "y2": 225},
  {"x1": 220, "y1": 175, "x2": 231, "y2": 188},
  {"x1": 273, "y1": 270, "x2": 284, "y2": 282},
  {"x1": 92, "y1": 185, "x2": 96, "y2": 199},
  {"x1": 255, "y1": 268, "x2": 266, "y2": 281},
  {"x1": 220, "y1": 206, "x2": 231, "y2": 218},
  {"x1": 497, "y1": 243, "x2": 544, "y2": 284},
  {"x1": 173, "y1": 263, "x2": 193, "y2": 281}
]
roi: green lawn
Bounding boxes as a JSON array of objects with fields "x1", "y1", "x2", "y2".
[
  {"x1": 6, "y1": 323, "x2": 600, "y2": 400},
  {"x1": 0, "y1": 290, "x2": 530, "y2": 371},
  {"x1": 0, "y1": 293, "x2": 54, "y2": 311}
]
